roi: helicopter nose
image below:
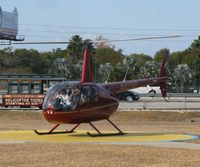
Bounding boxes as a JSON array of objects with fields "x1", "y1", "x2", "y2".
[
  {"x1": 44, "y1": 104, "x2": 54, "y2": 115},
  {"x1": 46, "y1": 109, "x2": 54, "y2": 115}
]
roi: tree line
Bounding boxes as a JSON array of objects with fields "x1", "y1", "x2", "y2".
[{"x1": 0, "y1": 35, "x2": 200, "y2": 92}]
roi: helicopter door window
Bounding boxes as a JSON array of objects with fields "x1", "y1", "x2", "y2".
[
  {"x1": 69, "y1": 87, "x2": 80, "y2": 110},
  {"x1": 52, "y1": 85, "x2": 80, "y2": 112},
  {"x1": 91, "y1": 86, "x2": 98, "y2": 104},
  {"x1": 79, "y1": 86, "x2": 91, "y2": 105}
]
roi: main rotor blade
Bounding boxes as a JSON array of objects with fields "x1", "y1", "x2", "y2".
[
  {"x1": 12, "y1": 41, "x2": 70, "y2": 45},
  {"x1": 11, "y1": 35, "x2": 182, "y2": 45},
  {"x1": 95, "y1": 35, "x2": 182, "y2": 43}
]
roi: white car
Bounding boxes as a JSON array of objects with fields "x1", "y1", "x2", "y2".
[{"x1": 131, "y1": 85, "x2": 161, "y2": 96}]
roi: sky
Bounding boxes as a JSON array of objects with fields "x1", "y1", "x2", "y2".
[{"x1": 1, "y1": 0, "x2": 200, "y2": 56}]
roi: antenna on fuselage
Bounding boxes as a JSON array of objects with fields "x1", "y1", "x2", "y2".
[{"x1": 123, "y1": 67, "x2": 129, "y2": 82}]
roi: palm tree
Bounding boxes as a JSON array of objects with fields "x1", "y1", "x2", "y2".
[
  {"x1": 122, "y1": 56, "x2": 135, "y2": 81},
  {"x1": 67, "y1": 35, "x2": 83, "y2": 63},
  {"x1": 98, "y1": 63, "x2": 113, "y2": 83},
  {"x1": 173, "y1": 64, "x2": 193, "y2": 92}
]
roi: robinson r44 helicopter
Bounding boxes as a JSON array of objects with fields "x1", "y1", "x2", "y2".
[{"x1": 31, "y1": 42, "x2": 169, "y2": 137}]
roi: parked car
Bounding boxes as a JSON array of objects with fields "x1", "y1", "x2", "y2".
[
  {"x1": 131, "y1": 85, "x2": 161, "y2": 95},
  {"x1": 116, "y1": 91, "x2": 140, "y2": 102}
]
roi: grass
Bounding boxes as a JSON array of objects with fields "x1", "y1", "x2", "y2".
[{"x1": 1, "y1": 143, "x2": 200, "y2": 167}]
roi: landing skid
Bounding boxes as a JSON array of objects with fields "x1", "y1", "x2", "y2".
[
  {"x1": 34, "y1": 123, "x2": 80, "y2": 135},
  {"x1": 87, "y1": 119, "x2": 126, "y2": 137},
  {"x1": 87, "y1": 132, "x2": 125, "y2": 137},
  {"x1": 34, "y1": 130, "x2": 75, "y2": 135},
  {"x1": 34, "y1": 119, "x2": 125, "y2": 137}
]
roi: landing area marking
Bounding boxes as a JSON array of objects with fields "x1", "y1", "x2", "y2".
[{"x1": 0, "y1": 130, "x2": 198, "y2": 143}]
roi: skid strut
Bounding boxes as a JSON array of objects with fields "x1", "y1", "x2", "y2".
[
  {"x1": 34, "y1": 123, "x2": 80, "y2": 135},
  {"x1": 87, "y1": 118, "x2": 126, "y2": 137}
]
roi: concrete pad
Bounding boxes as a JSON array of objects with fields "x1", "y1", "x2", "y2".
[{"x1": 0, "y1": 130, "x2": 198, "y2": 143}]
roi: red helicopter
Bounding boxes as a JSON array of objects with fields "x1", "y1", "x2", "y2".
[
  {"x1": 12, "y1": 35, "x2": 175, "y2": 136},
  {"x1": 32, "y1": 41, "x2": 169, "y2": 137}
]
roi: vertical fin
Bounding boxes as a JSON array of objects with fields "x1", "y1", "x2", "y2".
[
  {"x1": 159, "y1": 52, "x2": 169, "y2": 97},
  {"x1": 159, "y1": 52, "x2": 168, "y2": 78},
  {"x1": 81, "y1": 48, "x2": 93, "y2": 83}
]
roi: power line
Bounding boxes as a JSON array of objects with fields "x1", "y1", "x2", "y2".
[
  {"x1": 19, "y1": 29, "x2": 147, "y2": 36},
  {"x1": 18, "y1": 24, "x2": 200, "y2": 42},
  {"x1": 19, "y1": 24, "x2": 200, "y2": 32}
]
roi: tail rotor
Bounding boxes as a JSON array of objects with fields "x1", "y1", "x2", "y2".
[{"x1": 159, "y1": 52, "x2": 169, "y2": 99}]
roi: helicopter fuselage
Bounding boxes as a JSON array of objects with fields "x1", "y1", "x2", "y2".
[{"x1": 43, "y1": 81, "x2": 119, "y2": 124}]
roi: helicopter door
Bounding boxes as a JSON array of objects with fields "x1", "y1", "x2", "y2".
[
  {"x1": 79, "y1": 85, "x2": 99, "y2": 108},
  {"x1": 90, "y1": 85, "x2": 99, "y2": 106},
  {"x1": 79, "y1": 85, "x2": 91, "y2": 107}
]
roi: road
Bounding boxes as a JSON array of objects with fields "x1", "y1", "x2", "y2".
[{"x1": 118, "y1": 96, "x2": 200, "y2": 110}]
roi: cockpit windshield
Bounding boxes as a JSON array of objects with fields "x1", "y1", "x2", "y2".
[{"x1": 43, "y1": 81, "x2": 80, "y2": 112}]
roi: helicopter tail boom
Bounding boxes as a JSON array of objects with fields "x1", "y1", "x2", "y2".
[
  {"x1": 103, "y1": 53, "x2": 169, "y2": 97},
  {"x1": 103, "y1": 77, "x2": 167, "y2": 94}
]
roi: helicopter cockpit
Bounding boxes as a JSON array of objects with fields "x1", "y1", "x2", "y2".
[
  {"x1": 43, "y1": 81, "x2": 114, "y2": 113},
  {"x1": 43, "y1": 81, "x2": 81, "y2": 112}
]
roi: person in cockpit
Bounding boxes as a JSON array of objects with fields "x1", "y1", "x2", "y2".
[
  {"x1": 64, "y1": 89, "x2": 72, "y2": 105},
  {"x1": 54, "y1": 88, "x2": 72, "y2": 111}
]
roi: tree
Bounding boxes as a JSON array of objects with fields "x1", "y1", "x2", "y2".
[
  {"x1": 0, "y1": 47, "x2": 21, "y2": 74},
  {"x1": 67, "y1": 35, "x2": 84, "y2": 63},
  {"x1": 140, "y1": 61, "x2": 159, "y2": 78},
  {"x1": 98, "y1": 63, "x2": 113, "y2": 83},
  {"x1": 93, "y1": 46, "x2": 125, "y2": 82},
  {"x1": 14, "y1": 49, "x2": 50, "y2": 74},
  {"x1": 53, "y1": 58, "x2": 82, "y2": 80},
  {"x1": 122, "y1": 56, "x2": 136, "y2": 81},
  {"x1": 127, "y1": 53, "x2": 152, "y2": 79},
  {"x1": 173, "y1": 64, "x2": 193, "y2": 92},
  {"x1": 154, "y1": 48, "x2": 170, "y2": 62},
  {"x1": 188, "y1": 36, "x2": 200, "y2": 83},
  {"x1": 94, "y1": 47, "x2": 124, "y2": 66},
  {"x1": 110, "y1": 63, "x2": 125, "y2": 82},
  {"x1": 0, "y1": 47, "x2": 15, "y2": 67},
  {"x1": 94, "y1": 36, "x2": 114, "y2": 49},
  {"x1": 189, "y1": 36, "x2": 200, "y2": 53}
]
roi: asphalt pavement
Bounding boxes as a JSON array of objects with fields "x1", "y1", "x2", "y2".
[{"x1": 118, "y1": 96, "x2": 200, "y2": 110}]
